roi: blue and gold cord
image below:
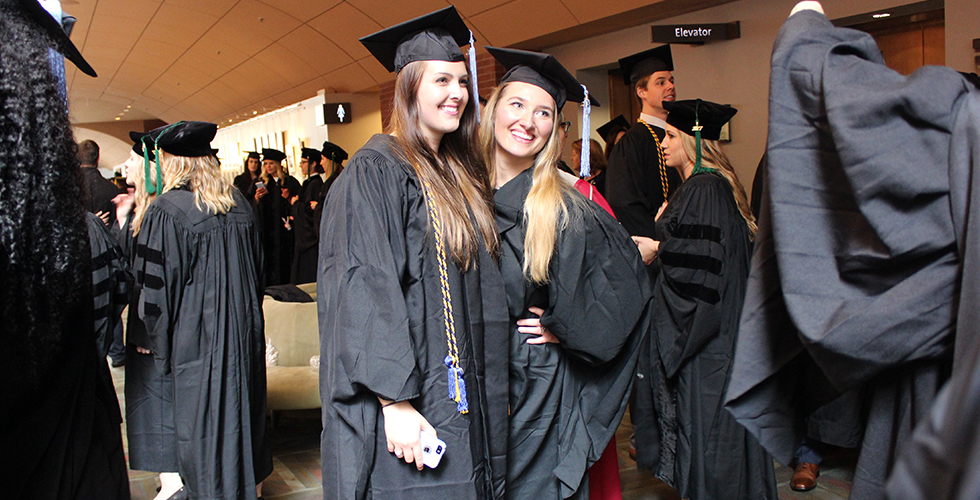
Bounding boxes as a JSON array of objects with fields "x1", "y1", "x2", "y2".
[{"x1": 419, "y1": 178, "x2": 468, "y2": 414}]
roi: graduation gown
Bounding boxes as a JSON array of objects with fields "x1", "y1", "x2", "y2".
[
  {"x1": 317, "y1": 134, "x2": 510, "y2": 500},
  {"x1": 291, "y1": 174, "x2": 325, "y2": 284},
  {"x1": 635, "y1": 171, "x2": 776, "y2": 500},
  {"x1": 605, "y1": 122, "x2": 681, "y2": 241},
  {"x1": 723, "y1": 9, "x2": 968, "y2": 500},
  {"x1": 495, "y1": 168, "x2": 650, "y2": 500},
  {"x1": 234, "y1": 171, "x2": 259, "y2": 199},
  {"x1": 86, "y1": 212, "x2": 130, "y2": 360},
  {"x1": 256, "y1": 175, "x2": 299, "y2": 286},
  {"x1": 136, "y1": 188, "x2": 272, "y2": 499}
]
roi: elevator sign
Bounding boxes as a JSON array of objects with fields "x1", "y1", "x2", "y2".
[
  {"x1": 323, "y1": 103, "x2": 351, "y2": 124},
  {"x1": 651, "y1": 22, "x2": 740, "y2": 44}
]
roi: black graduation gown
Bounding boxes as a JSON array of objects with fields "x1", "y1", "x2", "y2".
[
  {"x1": 86, "y1": 212, "x2": 130, "y2": 360},
  {"x1": 723, "y1": 10, "x2": 968, "y2": 500},
  {"x1": 234, "y1": 171, "x2": 259, "y2": 199},
  {"x1": 136, "y1": 188, "x2": 272, "y2": 499},
  {"x1": 605, "y1": 122, "x2": 682, "y2": 241},
  {"x1": 494, "y1": 168, "x2": 651, "y2": 500},
  {"x1": 256, "y1": 175, "x2": 298, "y2": 286},
  {"x1": 111, "y1": 212, "x2": 180, "y2": 473},
  {"x1": 291, "y1": 174, "x2": 325, "y2": 284},
  {"x1": 81, "y1": 166, "x2": 122, "y2": 226},
  {"x1": 634, "y1": 171, "x2": 776, "y2": 500},
  {"x1": 317, "y1": 134, "x2": 509, "y2": 500}
]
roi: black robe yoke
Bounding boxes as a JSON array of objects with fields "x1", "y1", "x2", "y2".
[
  {"x1": 637, "y1": 172, "x2": 776, "y2": 500},
  {"x1": 494, "y1": 168, "x2": 650, "y2": 500},
  {"x1": 724, "y1": 10, "x2": 969, "y2": 500},
  {"x1": 605, "y1": 122, "x2": 681, "y2": 241},
  {"x1": 136, "y1": 188, "x2": 272, "y2": 499},
  {"x1": 317, "y1": 134, "x2": 509, "y2": 500},
  {"x1": 291, "y1": 174, "x2": 325, "y2": 284}
]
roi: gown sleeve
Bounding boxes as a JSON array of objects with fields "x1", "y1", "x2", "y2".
[
  {"x1": 134, "y1": 203, "x2": 186, "y2": 374},
  {"x1": 540, "y1": 196, "x2": 651, "y2": 365},
  {"x1": 318, "y1": 150, "x2": 420, "y2": 403},
  {"x1": 654, "y1": 175, "x2": 739, "y2": 378}
]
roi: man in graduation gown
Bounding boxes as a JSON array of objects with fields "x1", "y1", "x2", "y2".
[
  {"x1": 135, "y1": 121, "x2": 272, "y2": 498},
  {"x1": 724, "y1": 4, "x2": 972, "y2": 499},
  {"x1": 291, "y1": 147, "x2": 324, "y2": 284},
  {"x1": 605, "y1": 44, "x2": 682, "y2": 277},
  {"x1": 1, "y1": 1, "x2": 129, "y2": 497}
]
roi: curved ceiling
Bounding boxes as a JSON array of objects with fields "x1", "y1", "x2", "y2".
[{"x1": 64, "y1": 0, "x2": 735, "y2": 126}]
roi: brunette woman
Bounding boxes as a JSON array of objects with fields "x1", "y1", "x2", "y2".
[
  {"x1": 481, "y1": 47, "x2": 652, "y2": 500},
  {"x1": 318, "y1": 7, "x2": 508, "y2": 499},
  {"x1": 632, "y1": 99, "x2": 776, "y2": 500}
]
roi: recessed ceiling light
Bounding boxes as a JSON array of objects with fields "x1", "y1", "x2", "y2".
[
  {"x1": 253, "y1": 110, "x2": 258, "y2": 115},
  {"x1": 229, "y1": 119, "x2": 233, "y2": 122},
  {"x1": 872, "y1": 13, "x2": 891, "y2": 18},
  {"x1": 126, "y1": 105, "x2": 131, "y2": 108},
  {"x1": 114, "y1": 117, "x2": 121, "y2": 121}
]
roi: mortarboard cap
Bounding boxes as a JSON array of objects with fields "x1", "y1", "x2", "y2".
[
  {"x1": 149, "y1": 121, "x2": 217, "y2": 157},
  {"x1": 301, "y1": 148, "x2": 322, "y2": 162},
  {"x1": 245, "y1": 151, "x2": 260, "y2": 159},
  {"x1": 618, "y1": 45, "x2": 672, "y2": 86},
  {"x1": 321, "y1": 142, "x2": 348, "y2": 163},
  {"x1": 360, "y1": 6, "x2": 470, "y2": 74},
  {"x1": 486, "y1": 46, "x2": 599, "y2": 111},
  {"x1": 664, "y1": 99, "x2": 736, "y2": 141},
  {"x1": 129, "y1": 131, "x2": 154, "y2": 162},
  {"x1": 596, "y1": 114, "x2": 630, "y2": 142},
  {"x1": 12, "y1": 0, "x2": 97, "y2": 77},
  {"x1": 262, "y1": 148, "x2": 286, "y2": 163}
]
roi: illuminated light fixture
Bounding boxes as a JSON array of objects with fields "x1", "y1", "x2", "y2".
[
  {"x1": 114, "y1": 117, "x2": 121, "y2": 120},
  {"x1": 872, "y1": 12, "x2": 891, "y2": 18},
  {"x1": 253, "y1": 110, "x2": 258, "y2": 115}
]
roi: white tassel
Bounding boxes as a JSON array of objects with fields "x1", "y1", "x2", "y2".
[
  {"x1": 580, "y1": 85, "x2": 591, "y2": 178},
  {"x1": 468, "y1": 31, "x2": 480, "y2": 124}
]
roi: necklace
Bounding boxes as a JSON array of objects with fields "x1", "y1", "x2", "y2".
[{"x1": 638, "y1": 119, "x2": 670, "y2": 200}]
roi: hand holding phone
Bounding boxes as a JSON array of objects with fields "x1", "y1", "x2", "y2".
[{"x1": 420, "y1": 431, "x2": 446, "y2": 469}]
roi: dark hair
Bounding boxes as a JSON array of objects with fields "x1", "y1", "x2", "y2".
[
  {"x1": 601, "y1": 124, "x2": 630, "y2": 160},
  {"x1": 572, "y1": 138, "x2": 608, "y2": 175},
  {"x1": 0, "y1": 3, "x2": 92, "y2": 393},
  {"x1": 388, "y1": 60, "x2": 497, "y2": 267},
  {"x1": 77, "y1": 139, "x2": 100, "y2": 166}
]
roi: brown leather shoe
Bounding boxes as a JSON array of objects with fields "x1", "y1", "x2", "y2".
[{"x1": 791, "y1": 462, "x2": 819, "y2": 491}]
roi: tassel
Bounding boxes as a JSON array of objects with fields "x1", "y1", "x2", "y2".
[
  {"x1": 468, "y1": 31, "x2": 480, "y2": 124},
  {"x1": 693, "y1": 99, "x2": 703, "y2": 172},
  {"x1": 444, "y1": 356, "x2": 469, "y2": 414},
  {"x1": 580, "y1": 85, "x2": 591, "y2": 178}
]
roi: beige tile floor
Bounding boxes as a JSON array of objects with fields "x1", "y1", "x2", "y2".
[{"x1": 111, "y1": 363, "x2": 854, "y2": 500}]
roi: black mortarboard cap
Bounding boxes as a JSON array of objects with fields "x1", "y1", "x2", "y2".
[
  {"x1": 245, "y1": 151, "x2": 260, "y2": 159},
  {"x1": 596, "y1": 114, "x2": 630, "y2": 141},
  {"x1": 262, "y1": 148, "x2": 286, "y2": 163},
  {"x1": 618, "y1": 44, "x2": 672, "y2": 85},
  {"x1": 486, "y1": 46, "x2": 599, "y2": 112},
  {"x1": 13, "y1": 0, "x2": 97, "y2": 77},
  {"x1": 664, "y1": 99, "x2": 736, "y2": 141},
  {"x1": 301, "y1": 148, "x2": 322, "y2": 162},
  {"x1": 129, "y1": 131, "x2": 155, "y2": 162},
  {"x1": 360, "y1": 6, "x2": 470, "y2": 74},
  {"x1": 321, "y1": 142, "x2": 348, "y2": 162},
  {"x1": 150, "y1": 121, "x2": 217, "y2": 157}
]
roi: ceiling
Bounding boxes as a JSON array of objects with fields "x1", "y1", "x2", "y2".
[{"x1": 64, "y1": 0, "x2": 735, "y2": 126}]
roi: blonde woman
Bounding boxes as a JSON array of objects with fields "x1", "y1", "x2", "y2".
[
  {"x1": 481, "y1": 47, "x2": 651, "y2": 500},
  {"x1": 133, "y1": 121, "x2": 271, "y2": 499},
  {"x1": 318, "y1": 7, "x2": 509, "y2": 498},
  {"x1": 631, "y1": 99, "x2": 775, "y2": 500}
]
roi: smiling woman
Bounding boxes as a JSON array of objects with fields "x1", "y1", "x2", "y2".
[{"x1": 317, "y1": 7, "x2": 509, "y2": 500}]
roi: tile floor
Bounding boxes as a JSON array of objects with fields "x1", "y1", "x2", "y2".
[{"x1": 111, "y1": 364, "x2": 855, "y2": 500}]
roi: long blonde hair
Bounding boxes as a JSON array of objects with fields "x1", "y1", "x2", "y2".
[
  {"x1": 388, "y1": 60, "x2": 497, "y2": 268},
  {"x1": 480, "y1": 82, "x2": 578, "y2": 283},
  {"x1": 259, "y1": 159, "x2": 283, "y2": 185},
  {"x1": 131, "y1": 155, "x2": 156, "y2": 235},
  {"x1": 679, "y1": 134, "x2": 757, "y2": 239},
  {"x1": 132, "y1": 152, "x2": 236, "y2": 234}
]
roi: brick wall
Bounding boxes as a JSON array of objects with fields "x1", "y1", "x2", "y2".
[{"x1": 377, "y1": 52, "x2": 507, "y2": 129}]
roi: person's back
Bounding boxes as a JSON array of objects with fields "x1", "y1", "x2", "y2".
[{"x1": 77, "y1": 139, "x2": 121, "y2": 224}]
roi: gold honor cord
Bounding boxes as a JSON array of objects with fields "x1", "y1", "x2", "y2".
[
  {"x1": 419, "y1": 178, "x2": 468, "y2": 414},
  {"x1": 639, "y1": 119, "x2": 670, "y2": 201}
]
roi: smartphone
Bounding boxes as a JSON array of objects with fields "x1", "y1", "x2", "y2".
[
  {"x1": 420, "y1": 431, "x2": 446, "y2": 469},
  {"x1": 255, "y1": 181, "x2": 265, "y2": 189}
]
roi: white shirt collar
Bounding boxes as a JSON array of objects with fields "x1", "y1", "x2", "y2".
[{"x1": 639, "y1": 113, "x2": 667, "y2": 130}]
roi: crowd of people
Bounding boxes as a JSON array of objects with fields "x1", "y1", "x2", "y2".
[{"x1": 4, "y1": 0, "x2": 980, "y2": 499}]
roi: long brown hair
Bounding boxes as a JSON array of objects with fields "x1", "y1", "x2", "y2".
[
  {"x1": 679, "y1": 134, "x2": 757, "y2": 239},
  {"x1": 480, "y1": 82, "x2": 579, "y2": 283},
  {"x1": 388, "y1": 60, "x2": 497, "y2": 268}
]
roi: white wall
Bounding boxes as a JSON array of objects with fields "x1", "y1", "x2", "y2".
[{"x1": 548, "y1": 0, "x2": 969, "y2": 197}]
